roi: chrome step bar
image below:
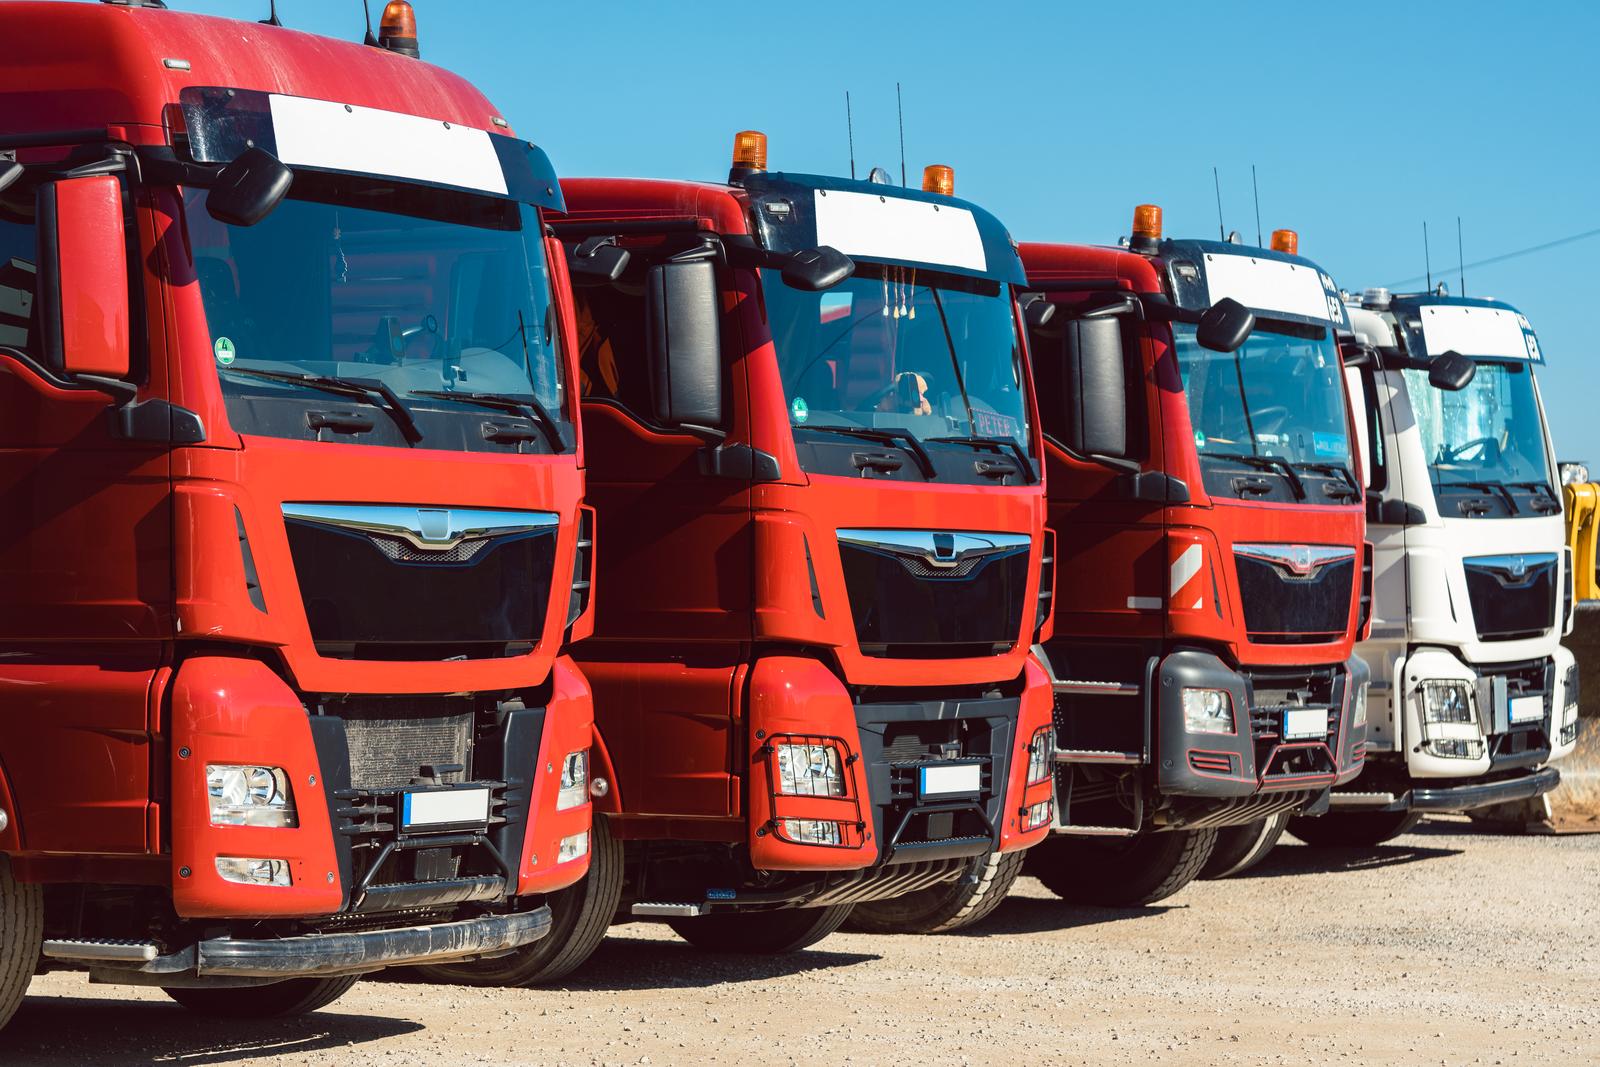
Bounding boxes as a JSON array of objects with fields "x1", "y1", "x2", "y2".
[
  {"x1": 43, "y1": 938, "x2": 160, "y2": 963},
  {"x1": 631, "y1": 902, "x2": 709, "y2": 918},
  {"x1": 1055, "y1": 749, "x2": 1143, "y2": 765},
  {"x1": 1050, "y1": 824, "x2": 1140, "y2": 837},
  {"x1": 1052, "y1": 680, "x2": 1140, "y2": 697},
  {"x1": 1327, "y1": 791, "x2": 1398, "y2": 809}
]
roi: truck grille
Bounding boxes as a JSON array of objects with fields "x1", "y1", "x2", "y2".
[
  {"x1": 1464, "y1": 554, "x2": 1557, "y2": 641},
  {"x1": 1233, "y1": 546, "x2": 1354, "y2": 644},
  {"x1": 341, "y1": 701, "x2": 474, "y2": 790}
]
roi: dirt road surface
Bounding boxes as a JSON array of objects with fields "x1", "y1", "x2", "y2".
[{"x1": 4, "y1": 817, "x2": 1595, "y2": 1066}]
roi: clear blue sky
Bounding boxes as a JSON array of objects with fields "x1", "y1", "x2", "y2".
[{"x1": 120, "y1": 1, "x2": 1600, "y2": 465}]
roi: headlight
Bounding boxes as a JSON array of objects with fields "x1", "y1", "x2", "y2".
[
  {"x1": 1026, "y1": 726, "x2": 1053, "y2": 785},
  {"x1": 557, "y1": 831, "x2": 589, "y2": 863},
  {"x1": 207, "y1": 765, "x2": 296, "y2": 828},
  {"x1": 780, "y1": 818, "x2": 842, "y2": 846},
  {"x1": 1351, "y1": 684, "x2": 1368, "y2": 729},
  {"x1": 557, "y1": 750, "x2": 589, "y2": 811},
  {"x1": 774, "y1": 742, "x2": 845, "y2": 797},
  {"x1": 215, "y1": 857, "x2": 291, "y2": 887},
  {"x1": 1182, "y1": 688, "x2": 1234, "y2": 734},
  {"x1": 1421, "y1": 681, "x2": 1474, "y2": 724},
  {"x1": 1560, "y1": 461, "x2": 1590, "y2": 486}
]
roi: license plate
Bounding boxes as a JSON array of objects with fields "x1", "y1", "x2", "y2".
[
  {"x1": 1510, "y1": 695, "x2": 1544, "y2": 724},
  {"x1": 919, "y1": 762, "x2": 981, "y2": 799},
  {"x1": 402, "y1": 787, "x2": 490, "y2": 829},
  {"x1": 1283, "y1": 707, "x2": 1326, "y2": 740}
]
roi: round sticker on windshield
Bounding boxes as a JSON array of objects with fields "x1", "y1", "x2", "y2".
[
  {"x1": 791, "y1": 396, "x2": 809, "y2": 424},
  {"x1": 1194, "y1": 430, "x2": 1206, "y2": 448},
  {"x1": 214, "y1": 337, "x2": 236, "y2": 366}
]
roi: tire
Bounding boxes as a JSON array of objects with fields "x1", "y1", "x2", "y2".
[
  {"x1": 666, "y1": 903, "x2": 853, "y2": 955},
  {"x1": 1201, "y1": 813, "x2": 1290, "y2": 879},
  {"x1": 1026, "y1": 827, "x2": 1217, "y2": 907},
  {"x1": 0, "y1": 856, "x2": 42, "y2": 1033},
  {"x1": 163, "y1": 975, "x2": 360, "y2": 1019},
  {"x1": 414, "y1": 816, "x2": 623, "y2": 986},
  {"x1": 847, "y1": 850, "x2": 1026, "y2": 934},
  {"x1": 1287, "y1": 810, "x2": 1422, "y2": 848}
]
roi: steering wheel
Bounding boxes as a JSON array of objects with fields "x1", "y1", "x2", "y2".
[
  {"x1": 1443, "y1": 436, "x2": 1500, "y2": 464},
  {"x1": 1249, "y1": 405, "x2": 1291, "y2": 435}
]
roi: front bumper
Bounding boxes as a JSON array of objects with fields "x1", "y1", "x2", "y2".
[{"x1": 1330, "y1": 765, "x2": 1561, "y2": 814}]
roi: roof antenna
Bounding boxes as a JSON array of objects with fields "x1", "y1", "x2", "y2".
[
  {"x1": 1423, "y1": 220, "x2": 1433, "y2": 291},
  {"x1": 846, "y1": 91, "x2": 857, "y2": 180},
  {"x1": 896, "y1": 82, "x2": 907, "y2": 188},
  {"x1": 1212, "y1": 166, "x2": 1225, "y2": 240},
  {"x1": 1251, "y1": 164, "x2": 1262, "y2": 248},
  {"x1": 1457, "y1": 216, "x2": 1466, "y2": 297},
  {"x1": 361, "y1": 0, "x2": 378, "y2": 46},
  {"x1": 261, "y1": 0, "x2": 281, "y2": 25}
]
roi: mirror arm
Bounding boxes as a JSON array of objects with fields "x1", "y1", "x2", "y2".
[
  {"x1": 75, "y1": 373, "x2": 137, "y2": 405},
  {"x1": 132, "y1": 148, "x2": 220, "y2": 189},
  {"x1": 1137, "y1": 294, "x2": 1204, "y2": 325},
  {"x1": 676, "y1": 422, "x2": 728, "y2": 443},
  {"x1": 1088, "y1": 452, "x2": 1140, "y2": 475},
  {"x1": 1337, "y1": 338, "x2": 1376, "y2": 367}
]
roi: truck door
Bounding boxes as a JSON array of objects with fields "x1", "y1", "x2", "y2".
[{"x1": 1350, "y1": 359, "x2": 1410, "y2": 747}]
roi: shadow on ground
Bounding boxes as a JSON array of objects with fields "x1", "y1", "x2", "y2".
[
  {"x1": 0, "y1": 993, "x2": 421, "y2": 1065},
  {"x1": 939, "y1": 895, "x2": 1177, "y2": 938},
  {"x1": 388, "y1": 929, "x2": 879, "y2": 993},
  {"x1": 1236, "y1": 838, "x2": 1463, "y2": 878}
]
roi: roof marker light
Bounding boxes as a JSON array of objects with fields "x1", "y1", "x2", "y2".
[
  {"x1": 1130, "y1": 204, "x2": 1162, "y2": 253},
  {"x1": 922, "y1": 164, "x2": 954, "y2": 196},
  {"x1": 378, "y1": 1, "x2": 419, "y2": 59},
  {"x1": 1270, "y1": 228, "x2": 1299, "y2": 255}
]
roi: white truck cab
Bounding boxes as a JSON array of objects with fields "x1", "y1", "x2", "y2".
[{"x1": 1290, "y1": 289, "x2": 1578, "y2": 846}]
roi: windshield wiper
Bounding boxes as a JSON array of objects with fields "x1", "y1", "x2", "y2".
[
  {"x1": 223, "y1": 368, "x2": 422, "y2": 444},
  {"x1": 927, "y1": 435, "x2": 1036, "y2": 483},
  {"x1": 1292, "y1": 461, "x2": 1361, "y2": 501},
  {"x1": 409, "y1": 389, "x2": 568, "y2": 453},
  {"x1": 1438, "y1": 480, "x2": 1520, "y2": 515},
  {"x1": 1505, "y1": 481, "x2": 1562, "y2": 514},
  {"x1": 798, "y1": 424, "x2": 936, "y2": 478},
  {"x1": 1201, "y1": 451, "x2": 1306, "y2": 501}
]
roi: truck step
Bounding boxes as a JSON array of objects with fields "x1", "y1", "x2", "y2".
[
  {"x1": 1052, "y1": 680, "x2": 1140, "y2": 697},
  {"x1": 630, "y1": 902, "x2": 709, "y2": 918},
  {"x1": 1055, "y1": 749, "x2": 1143, "y2": 765},
  {"x1": 1327, "y1": 791, "x2": 1397, "y2": 809},
  {"x1": 43, "y1": 938, "x2": 160, "y2": 962},
  {"x1": 1052, "y1": 824, "x2": 1140, "y2": 837}
]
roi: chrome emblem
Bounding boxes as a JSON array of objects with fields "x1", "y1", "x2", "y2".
[
  {"x1": 1234, "y1": 543, "x2": 1355, "y2": 579},
  {"x1": 282, "y1": 503, "x2": 558, "y2": 552},
  {"x1": 837, "y1": 529, "x2": 1030, "y2": 571}
]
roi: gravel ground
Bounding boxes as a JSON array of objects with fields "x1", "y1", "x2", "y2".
[{"x1": 4, "y1": 817, "x2": 1596, "y2": 1067}]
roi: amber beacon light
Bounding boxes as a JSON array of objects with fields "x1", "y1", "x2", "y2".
[
  {"x1": 732, "y1": 130, "x2": 768, "y2": 173},
  {"x1": 922, "y1": 164, "x2": 955, "y2": 196},
  {"x1": 1130, "y1": 203, "x2": 1163, "y2": 252},
  {"x1": 1271, "y1": 228, "x2": 1299, "y2": 255},
  {"x1": 379, "y1": 2, "x2": 419, "y2": 58}
]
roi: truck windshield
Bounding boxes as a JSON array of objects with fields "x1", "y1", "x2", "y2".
[
  {"x1": 183, "y1": 172, "x2": 569, "y2": 451},
  {"x1": 1401, "y1": 361, "x2": 1552, "y2": 492},
  {"x1": 763, "y1": 266, "x2": 1032, "y2": 458},
  {"x1": 1175, "y1": 320, "x2": 1354, "y2": 480}
]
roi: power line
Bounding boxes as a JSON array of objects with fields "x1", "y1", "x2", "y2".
[{"x1": 1385, "y1": 225, "x2": 1600, "y2": 289}]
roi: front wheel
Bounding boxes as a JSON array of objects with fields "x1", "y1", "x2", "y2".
[
  {"x1": 1026, "y1": 828, "x2": 1217, "y2": 907},
  {"x1": 163, "y1": 975, "x2": 360, "y2": 1019},
  {"x1": 847, "y1": 850, "x2": 1025, "y2": 934},
  {"x1": 1287, "y1": 810, "x2": 1421, "y2": 848},
  {"x1": 666, "y1": 904, "x2": 853, "y2": 955},
  {"x1": 414, "y1": 816, "x2": 624, "y2": 986},
  {"x1": 0, "y1": 857, "x2": 42, "y2": 1032},
  {"x1": 1201, "y1": 813, "x2": 1290, "y2": 879}
]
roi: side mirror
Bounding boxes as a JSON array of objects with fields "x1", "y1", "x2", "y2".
[
  {"x1": 206, "y1": 146, "x2": 293, "y2": 227},
  {"x1": 1023, "y1": 297, "x2": 1057, "y2": 330},
  {"x1": 645, "y1": 257, "x2": 723, "y2": 431},
  {"x1": 1196, "y1": 296, "x2": 1254, "y2": 352},
  {"x1": 1428, "y1": 349, "x2": 1476, "y2": 391},
  {"x1": 0, "y1": 161, "x2": 22, "y2": 195},
  {"x1": 780, "y1": 245, "x2": 853, "y2": 291},
  {"x1": 1061, "y1": 316, "x2": 1127, "y2": 459},
  {"x1": 568, "y1": 236, "x2": 630, "y2": 286},
  {"x1": 37, "y1": 175, "x2": 130, "y2": 381}
]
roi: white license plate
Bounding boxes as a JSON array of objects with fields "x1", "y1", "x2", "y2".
[
  {"x1": 402, "y1": 787, "x2": 490, "y2": 829},
  {"x1": 1283, "y1": 707, "x2": 1326, "y2": 740},
  {"x1": 1510, "y1": 695, "x2": 1544, "y2": 724},
  {"x1": 919, "y1": 763, "x2": 981, "y2": 798}
]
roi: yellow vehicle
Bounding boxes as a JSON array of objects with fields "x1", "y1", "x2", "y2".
[{"x1": 1558, "y1": 465, "x2": 1600, "y2": 827}]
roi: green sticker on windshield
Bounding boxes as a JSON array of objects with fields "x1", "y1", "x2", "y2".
[
  {"x1": 1194, "y1": 430, "x2": 1206, "y2": 448},
  {"x1": 214, "y1": 336, "x2": 236, "y2": 366},
  {"x1": 791, "y1": 396, "x2": 809, "y2": 424}
]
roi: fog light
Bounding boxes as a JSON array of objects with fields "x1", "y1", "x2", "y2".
[
  {"x1": 774, "y1": 743, "x2": 845, "y2": 797},
  {"x1": 557, "y1": 831, "x2": 589, "y2": 863},
  {"x1": 557, "y1": 750, "x2": 588, "y2": 811},
  {"x1": 780, "y1": 818, "x2": 842, "y2": 845},
  {"x1": 1351, "y1": 684, "x2": 1368, "y2": 729},
  {"x1": 207, "y1": 765, "x2": 296, "y2": 828},
  {"x1": 1182, "y1": 688, "x2": 1234, "y2": 734},
  {"x1": 1421, "y1": 681, "x2": 1474, "y2": 724},
  {"x1": 1424, "y1": 738, "x2": 1485, "y2": 760},
  {"x1": 1026, "y1": 726, "x2": 1053, "y2": 785},
  {"x1": 1022, "y1": 798, "x2": 1052, "y2": 831},
  {"x1": 215, "y1": 857, "x2": 291, "y2": 887}
]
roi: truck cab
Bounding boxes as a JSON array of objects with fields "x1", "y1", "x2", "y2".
[
  {"x1": 1300, "y1": 289, "x2": 1579, "y2": 844},
  {"x1": 1018, "y1": 212, "x2": 1369, "y2": 902},
  {"x1": 0, "y1": 1, "x2": 594, "y2": 1027},
  {"x1": 431, "y1": 138, "x2": 1057, "y2": 977}
]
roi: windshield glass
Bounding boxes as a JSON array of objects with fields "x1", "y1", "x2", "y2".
[
  {"x1": 184, "y1": 172, "x2": 568, "y2": 449},
  {"x1": 762, "y1": 266, "x2": 1031, "y2": 453},
  {"x1": 1401, "y1": 361, "x2": 1552, "y2": 490},
  {"x1": 1175, "y1": 320, "x2": 1352, "y2": 470}
]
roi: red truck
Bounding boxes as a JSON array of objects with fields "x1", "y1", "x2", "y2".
[
  {"x1": 0, "y1": 1, "x2": 597, "y2": 1027},
  {"x1": 1013, "y1": 210, "x2": 1370, "y2": 902},
  {"x1": 424, "y1": 136, "x2": 1057, "y2": 983}
]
